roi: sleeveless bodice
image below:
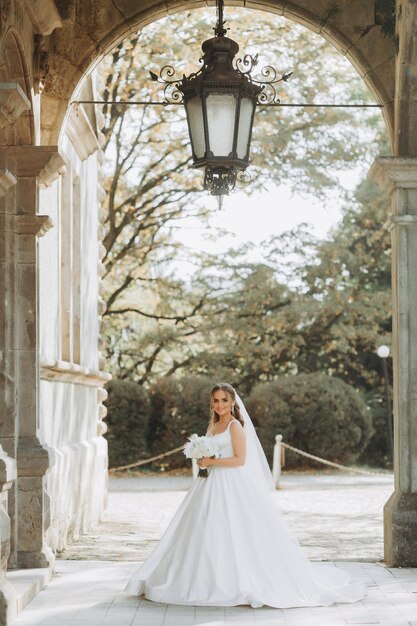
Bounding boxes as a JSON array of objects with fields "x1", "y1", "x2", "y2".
[{"x1": 209, "y1": 419, "x2": 237, "y2": 459}]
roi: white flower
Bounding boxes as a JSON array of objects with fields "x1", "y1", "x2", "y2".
[{"x1": 183, "y1": 435, "x2": 220, "y2": 460}]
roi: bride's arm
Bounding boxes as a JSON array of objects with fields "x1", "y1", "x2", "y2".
[{"x1": 198, "y1": 422, "x2": 246, "y2": 468}]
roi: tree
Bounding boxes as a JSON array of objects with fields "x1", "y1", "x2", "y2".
[
  {"x1": 100, "y1": 34, "x2": 204, "y2": 313},
  {"x1": 294, "y1": 177, "x2": 392, "y2": 391},
  {"x1": 102, "y1": 173, "x2": 392, "y2": 411},
  {"x1": 100, "y1": 7, "x2": 384, "y2": 383}
]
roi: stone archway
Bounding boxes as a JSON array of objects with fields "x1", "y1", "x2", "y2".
[
  {"x1": 1, "y1": 6, "x2": 417, "y2": 624},
  {"x1": 56, "y1": 0, "x2": 416, "y2": 569},
  {"x1": 41, "y1": 1, "x2": 396, "y2": 146}
]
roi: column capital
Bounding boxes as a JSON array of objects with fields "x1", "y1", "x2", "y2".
[
  {"x1": 13, "y1": 214, "x2": 55, "y2": 237},
  {"x1": 384, "y1": 214, "x2": 417, "y2": 232},
  {"x1": 0, "y1": 83, "x2": 31, "y2": 129},
  {"x1": 369, "y1": 157, "x2": 417, "y2": 193},
  {"x1": 17, "y1": 437, "x2": 53, "y2": 477},
  {"x1": 7, "y1": 146, "x2": 66, "y2": 187},
  {"x1": 2, "y1": 214, "x2": 55, "y2": 237}
]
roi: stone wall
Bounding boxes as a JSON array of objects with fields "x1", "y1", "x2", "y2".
[
  {"x1": 37, "y1": 77, "x2": 109, "y2": 553},
  {"x1": 40, "y1": 380, "x2": 108, "y2": 551},
  {"x1": 0, "y1": 30, "x2": 109, "y2": 620}
]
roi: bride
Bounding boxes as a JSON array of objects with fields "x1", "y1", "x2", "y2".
[{"x1": 125, "y1": 382, "x2": 366, "y2": 608}]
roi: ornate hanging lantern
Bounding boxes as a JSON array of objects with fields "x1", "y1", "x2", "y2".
[{"x1": 151, "y1": 0, "x2": 291, "y2": 207}]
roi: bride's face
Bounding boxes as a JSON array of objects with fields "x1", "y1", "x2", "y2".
[{"x1": 212, "y1": 390, "x2": 234, "y2": 418}]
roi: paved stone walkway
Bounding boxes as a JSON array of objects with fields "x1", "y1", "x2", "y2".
[
  {"x1": 12, "y1": 472, "x2": 417, "y2": 625},
  {"x1": 61, "y1": 472, "x2": 395, "y2": 562},
  {"x1": 11, "y1": 560, "x2": 417, "y2": 625}
]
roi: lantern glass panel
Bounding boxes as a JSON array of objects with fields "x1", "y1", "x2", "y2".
[
  {"x1": 236, "y1": 98, "x2": 254, "y2": 160},
  {"x1": 206, "y1": 94, "x2": 236, "y2": 156},
  {"x1": 186, "y1": 96, "x2": 206, "y2": 159}
]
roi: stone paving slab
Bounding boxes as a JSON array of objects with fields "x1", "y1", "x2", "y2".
[{"x1": 11, "y1": 560, "x2": 417, "y2": 626}]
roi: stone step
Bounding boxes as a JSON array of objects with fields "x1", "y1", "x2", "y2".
[{"x1": 6, "y1": 566, "x2": 53, "y2": 619}]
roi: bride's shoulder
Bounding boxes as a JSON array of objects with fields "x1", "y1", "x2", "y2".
[{"x1": 230, "y1": 419, "x2": 243, "y2": 431}]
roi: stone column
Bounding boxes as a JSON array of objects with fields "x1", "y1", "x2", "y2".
[
  {"x1": 0, "y1": 164, "x2": 18, "y2": 573},
  {"x1": 368, "y1": 0, "x2": 417, "y2": 567},
  {"x1": 0, "y1": 445, "x2": 17, "y2": 626},
  {"x1": 6, "y1": 146, "x2": 63, "y2": 569},
  {"x1": 370, "y1": 157, "x2": 417, "y2": 567}
]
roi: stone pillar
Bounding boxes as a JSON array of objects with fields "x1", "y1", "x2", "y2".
[
  {"x1": 370, "y1": 157, "x2": 417, "y2": 567},
  {"x1": 368, "y1": 0, "x2": 417, "y2": 567},
  {"x1": 0, "y1": 162, "x2": 19, "y2": 574},
  {"x1": 6, "y1": 146, "x2": 63, "y2": 569},
  {"x1": 0, "y1": 445, "x2": 17, "y2": 626}
]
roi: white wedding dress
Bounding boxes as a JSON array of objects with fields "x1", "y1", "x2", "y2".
[{"x1": 126, "y1": 419, "x2": 366, "y2": 608}]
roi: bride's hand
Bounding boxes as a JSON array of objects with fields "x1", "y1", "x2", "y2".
[{"x1": 197, "y1": 457, "x2": 212, "y2": 469}]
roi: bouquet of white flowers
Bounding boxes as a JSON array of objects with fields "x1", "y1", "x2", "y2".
[{"x1": 183, "y1": 434, "x2": 220, "y2": 478}]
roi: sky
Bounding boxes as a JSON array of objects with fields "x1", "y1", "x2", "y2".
[{"x1": 169, "y1": 168, "x2": 363, "y2": 277}]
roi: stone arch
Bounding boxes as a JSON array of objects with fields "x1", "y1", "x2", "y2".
[
  {"x1": 1, "y1": 0, "x2": 416, "y2": 577},
  {"x1": 0, "y1": 27, "x2": 34, "y2": 145},
  {"x1": 41, "y1": 0, "x2": 395, "y2": 147}
]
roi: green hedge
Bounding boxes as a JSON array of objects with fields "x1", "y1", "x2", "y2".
[
  {"x1": 104, "y1": 379, "x2": 151, "y2": 468},
  {"x1": 247, "y1": 374, "x2": 373, "y2": 467},
  {"x1": 104, "y1": 373, "x2": 374, "y2": 471},
  {"x1": 148, "y1": 375, "x2": 215, "y2": 469}
]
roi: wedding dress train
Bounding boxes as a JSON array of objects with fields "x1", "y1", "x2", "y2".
[{"x1": 126, "y1": 419, "x2": 366, "y2": 608}]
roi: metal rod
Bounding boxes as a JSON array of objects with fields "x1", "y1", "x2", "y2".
[
  {"x1": 258, "y1": 103, "x2": 383, "y2": 108},
  {"x1": 215, "y1": 0, "x2": 227, "y2": 37},
  {"x1": 70, "y1": 99, "x2": 383, "y2": 109},
  {"x1": 381, "y1": 357, "x2": 394, "y2": 460},
  {"x1": 70, "y1": 100, "x2": 176, "y2": 106}
]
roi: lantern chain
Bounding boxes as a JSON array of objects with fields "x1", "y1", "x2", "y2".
[{"x1": 214, "y1": 0, "x2": 228, "y2": 37}]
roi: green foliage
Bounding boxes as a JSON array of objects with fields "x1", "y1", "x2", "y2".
[
  {"x1": 104, "y1": 177, "x2": 391, "y2": 398},
  {"x1": 100, "y1": 6, "x2": 386, "y2": 386},
  {"x1": 103, "y1": 176, "x2": 392, "y2": 466},
  {"x1": 104, "y1": 379, "x2": 151, "y2": 468},
  {"x1": 148, "y1": 375, "x2": 215, "y2": 468},
  {"x1": 99, "y1": 7, "x2": 392, "y2": 468},
  {"x1": 294, "y1": 178, "x2": 392, "y2": 395},
  {"x1": 147, "y1": 376, "x2": 181, "y2": 454},
  {"x1": 103, "y1": 373, "x2": 379, "y2": 471},
  {"x1": 245, "y1": 384, "x2": 294, "y2": 463},
  {"x1": 247, "y1": 374, "x2": 373, "y2": 467}
]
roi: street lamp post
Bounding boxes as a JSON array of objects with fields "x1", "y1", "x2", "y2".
[{"x1": 377, "y1": 344, "x2": 393, "y2": 460}]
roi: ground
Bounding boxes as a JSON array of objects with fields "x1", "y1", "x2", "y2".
[
  {"x1": 11, "y1": 471, "x2": 417, "y2": 626},
  {"x1": 60, "y1": 472, "x2": 394, "y2": 562}
]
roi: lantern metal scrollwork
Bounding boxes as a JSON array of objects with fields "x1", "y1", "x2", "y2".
[{"x1": 150, "y1": 0, "x2": 292, "y2": 207}]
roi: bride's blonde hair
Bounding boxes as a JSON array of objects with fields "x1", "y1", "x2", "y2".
[{"x1": 208, "y1": 383, "x2": 244, "y2": 430}]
